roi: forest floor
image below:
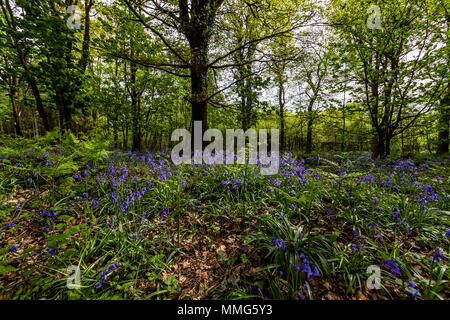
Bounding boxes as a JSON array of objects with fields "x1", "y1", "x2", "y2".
[{"x1": 0, "y1": 134, "x2": 449, "y2": 300}]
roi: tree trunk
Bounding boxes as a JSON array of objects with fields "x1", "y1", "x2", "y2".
[
  {"x1": 385, "y1": 134, "x2": 391, "y2": 157},
  {"x1": 183, "y1": 1, "x2": 223, "y2": 149},
  {"x1": 278, "y1": 80, "x2": 285, "y2": 152},
  {"x1": 113, "y1": 125, "x2": 118, "y2": 148},
  {"x1": 130, "y1": 58, "x2": 141, "y2": 152},
  {"x1": 437, "y1": 12, "x2": 449, "y2": 155},
  {"x1": 306, "y1": 103, "x2": 313, "y2": 153},
  {"x1": 54, "y1": 86, "x2": 70, "y2": 132},
  {"x1": 241, "y1": 91, "x2": 249, "y2": 131},
  {"x1": 341, "y1": 108, "x2": 346, "y2": 152},
  {"x1": 29, "y1": 79, "x2": 51, "y2": 132},
  {"x1": 78, "y1": 0, "x2": 92, "y2": 74},
  {"x1": 437, "y1": 107, "x2": 449, "y2": 155},
  {"x1": 374, "y1": 131, "x2": 385, "y2": 159},
  {"x1": 9, "y1": 78, "x2": 23, "y2": 137},
  {"x1": 437, "y1": 90, "x2": 449, "y2": 155},
  {"x1": 190, "y1": 49, "x2": 209, "y2": 147}
]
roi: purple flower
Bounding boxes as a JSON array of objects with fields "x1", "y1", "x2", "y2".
[
  {"x1": 293, "y1": 262, "x2": 320, "y2": 281},
  {"x1": 366, "y1": 222, "x2": 378, "y2": 229},
  {"x1": 8, "y1": 244, "x2": 18, "y2": 253},
  {"x1": 31, "y1": 250, "x2": 40, "y2": 257},
  {"x1": 383, "y1": 259, "x2": 401, "y2": 276},
  {"x1": 257, "y1": 288, "x2": 264, "y2": 299},
  {"x1": 428, "y1": 247, "x2": 448, "y2": 264},
  {"x1": 296, "y1": 234, "x2": 302, "y2": 245},
  {"x1": 312, "y1": 266, "x2": 321, "y2": 277},
  {"x1": 160, "y1": 208, "x2": 169, "y2": 221},
  {"x1": 405, "y1": 281, "x2": 420, "y2": 300},
  {"x1": 405, "y1": 287, "x2": 420, "y2": 300},
  {"x1": 351, "y1": 244, "x2": 363, "y2": 253},
  {"x1": 42, "y1": 209, "x2": 58, "y2": 221},
  {"x1": 96, "y1": 263, "x2": 120, "y2": 289},
  {"x1": 46, "y1": 247, "x2": 58, "y2": 256},
  {"x1": 130, "y1": 232, "x2": 138, "y2": 240},
  {"x1": 91, "y1": 200, "x2": 99, "y2": 208},
  {"x1": 270, "y1": 235, "x2": 286, "y2": 250}
]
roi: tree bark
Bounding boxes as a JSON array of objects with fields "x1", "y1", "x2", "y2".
[
  {"x1": 437, "y1": 102, "x2": 449, "y2": 155},
  {"x1": 306, "y1": 101, "x2": 313, "y2": 153},
  {"x1": 278, "y1": 80, "x2": 285, "y2": 153},
  {"x1": 2, "y1": 54, "x2": 23, "y2": 136},
  {"x1": 374, "y1": 131, "x2": 386, "y2": 159},
  {"x1": 130, "y1": 58, "x2": 141, "y2": 152},
  {"x1": 9, "y1": 76, "x2": 23, "y2": 137},
  {"x1": 189, "y1": 44, "x2": 209, "y2": 147},
  {"x1": 385, "y1": 134, "x2": 391, "y2": 157},
  {"x1": 436, "y1": 11, "x2": 449, "y2": 155}
]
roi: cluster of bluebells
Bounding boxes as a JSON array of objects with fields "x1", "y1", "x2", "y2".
[
  {"x1": 160, "y1": 208, "x2": 169, "y2": 221},
  {"x1": 8, "y1": 244, "x2": 18, "y2": 254},
  {"x1": 415, "y1": 183, "x2": 443, "y2": 213},
  {"x1": 68, "y1": 153, "x2": 173, "y2": 222},
  {"x1": 46, "y1": 247, "x2": 58, "y2": 256},
  {"x1": 40, "y1": 209, "x2": 58, "y2": 221},
  {"x1": 405, "y1": 281, "x2": 420, "y2": 300},
  {"x1": 428, "y1": 247, "x2": 448, "y2": 265},
  {"x1": 96, "y1": 263, "x2": 120, "y2": 289},
  {"x1": 297, "y1": 284, "x2": 308, "y2": 300},
  {"x1": 351, "y1": 243, "x2": 364, "y2": 253},
  {"x1": 392, "y1": 206, "x2": 412, "y2": 233},
  {"x1": 293, "y1": 253, "x2": 321, "y2": 281},
  {"x1": 130, "y1": 232, "x2": 139, "y2": 241},
  {"x1": 270, "y1": 235, "x2": 286, "y2": 251},
  {"x1": 382, "y1": 259, "x2": 401, "y2": 276},
  {"x1": 221, "y1": 177, "x2": 244, "y2": 191},
  {"x1": 91, "y1": 199, "x2": 100, "y2": 208}
]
